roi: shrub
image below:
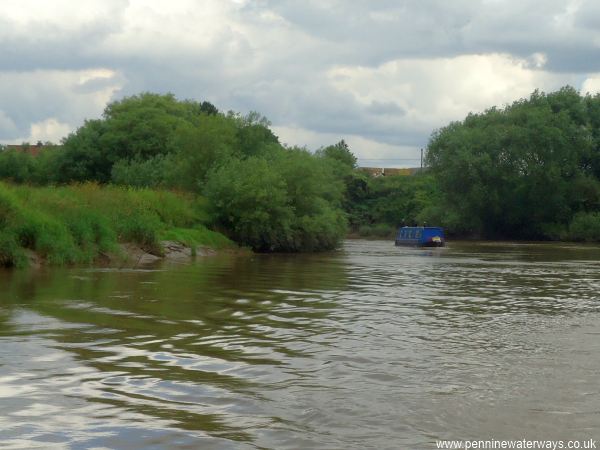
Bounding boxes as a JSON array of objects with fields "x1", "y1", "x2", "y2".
[
  {"x1": 204, "y1": 152, "x2": 347, "y2": 252},
  {"x1": 567, "y1": 212, "x2": 600, "y2": 242},
  {"x1": 111, "y1": 155, "x2": 176, "y2": 188},
  {"x1": 0, "y1": 182, "x2": 227, "y2": 266},
  {"x1": 0, "y1": 230, "x2": 26, "y2": 267},
  {"x1": 204, "y1": 157, "x2": 294, "y2": 251},
  {"x1": 159, "y1": 226, "x2": 235, "y2": 250}
]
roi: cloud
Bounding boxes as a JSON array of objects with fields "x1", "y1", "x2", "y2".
[
  {"x1": 581, "y1": 75, "x2": 600, "y2": 95},
  {"x1": 22, "y1": 118, "x2": 72, "y2": 145},
  {"x1": 328, "y1": 53, "x2": 574, "y2": 137},
  {"x1": 1, "y1": 0, "x2": 600, "y2": 163},
  {"x1": 272, "y1": 125, "x2": 421, "y2": 167},
  {"x1": 0, "y1": 68, "x2": 122, "y2": 141},
  {"x1": 0, "y1": 1, "x2": 126, "y2": 71},
  {"x1": 0, "y1": 110, "x2": 18, "y2": 138}
]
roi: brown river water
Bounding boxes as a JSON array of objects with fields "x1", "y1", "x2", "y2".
[{"x1": 0, "y1": 240, "x2": 599, "y2": 449}]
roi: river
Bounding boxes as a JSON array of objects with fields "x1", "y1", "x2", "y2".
[{"x1": 1, "y1": 240, "x2": 599, "y2": 449}]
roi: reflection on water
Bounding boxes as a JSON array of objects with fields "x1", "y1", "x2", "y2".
[{"x1": 1, "y1": 240, "x2": 600, "y2": 449}]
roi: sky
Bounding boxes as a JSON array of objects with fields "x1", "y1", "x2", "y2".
[{"x1": 1, "y1": 0, "x2": 600, "y2": 167}]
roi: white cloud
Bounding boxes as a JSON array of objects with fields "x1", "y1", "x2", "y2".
[
  {"x1": 528, "y1": 52, "x2": 548, "y2": 69},
  {"x1": 582, "y1": 75, "x2": 600, "y2": 94},
  {"x1": 0, "y1": 0, "x2": 119, "y2": 28},
  {"x1": 2, "y1": 1, "x2": 600, "y2": 158},
  {"x1": 273, "y1": 125, "x2": 422, "y2": 167},
  {"x1": 0, "y1": 68, "x2": 123, "y2": 143},
  {"x1": 272, "y1": 125, "x2": 336, "y2": 150},
  {"x1": 99, "y1": 0, "x2": 246, "y2": 59},
  {"x1": 328, "y1": 53, "x2": 573, "y2": 134},
  {"x1": 25, "y1": 118, "x2": 72, "y2": 144}
]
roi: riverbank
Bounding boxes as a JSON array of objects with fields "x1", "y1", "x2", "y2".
[{"x1": 0, "y1": 182, "x2": 238, "y2": 268}]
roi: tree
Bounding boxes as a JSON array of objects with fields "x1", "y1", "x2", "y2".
[
  {"x1": 316, "y1": 140, "x2": 357, "y2": 168},
  {"x1": 204, "y1": 157, "x2": 294, "y2": 252},
  {"x1": 166, "y1": 115, "x2": 239, "y2": 190},
  {"x1": 204, "y1": 150, "x2": 347, "y2": 252},
  {"x1": 58, "y1": 119, "x2": 111, "y2": 182},
  {"x1": 59, "y1": 93, "x2": 220, "y2": 183},
  {"x1": 199, "y1": 101, "x2": 219, "y2": 115},
  {"x1": 426, "y1": 87, "x2": 593, "y2": 238},
  {"x1": 232, "y1": 111, "x2": 280, "y2": 158}
]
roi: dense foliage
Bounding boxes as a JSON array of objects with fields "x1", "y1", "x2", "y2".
[
  {"x1": 426, "y1": 86, "x2": 600, "y2": 240},
  {"x1": 204, "y1": 150, "x2": 346, "y2": 251},
  {"x1": 345, "y1": 173, "x2": 439, "y2": 234},
  {"x1": 5, "y1": 86, "x2": 600, "y2": 253},
  {"x1": 312, "y1": 86, "x2": 600, "y2": 242},
  {"x1": 0, "y1": 182, "x2": 231, "y2": 267},
  {"x1": 0, "y1": 93, "x2": 349, "y2": 252}
]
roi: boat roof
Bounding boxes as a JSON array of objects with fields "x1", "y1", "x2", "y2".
[{"x1": 400, "y1": 226, "x2": 443, "y2": 230}]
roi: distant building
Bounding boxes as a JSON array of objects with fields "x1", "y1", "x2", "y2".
[
  {"x1": 359, "y1": 167, "x2": 421, "y2": 177},
  {"x1": 383, "y1": 167, "x2": 421, "y2": 176},
  {"x1": 359, "y1": 167, "x2": 385, "y2": 177},
  {"x1": 2, "y1": 142, "x2": 61, "y2": 156}
]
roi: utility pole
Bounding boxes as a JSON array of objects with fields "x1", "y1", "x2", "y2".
[{"x1": 420, "y1": 148, "x2": 423, "y2": 169}]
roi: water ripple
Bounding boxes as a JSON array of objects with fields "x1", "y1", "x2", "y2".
[{"x1": 1, "y1": 241, "x2": 600, "y2": 448}]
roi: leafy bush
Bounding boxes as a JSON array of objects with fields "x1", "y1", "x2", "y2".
[
  {"x1": 111, "y1": 154, "x2": 178, "y2": 188},
  {"x1": 0, "y1": 94, "x2": 361, "y2": 254},
  {"x1": 0, "y1": 182, "x2": 230, "y2": 267},
  {"x1": 426, "y1": 87, "x2": 598, "y2": 239},
  {"x1": 0, "y1": 150, "x2": 36, "y2": 183},
  {"x1": 0, "y1": 230, "x2": 26, "y2": 267},
  {"x1": 204, "y1": 157, "x2": 294, "y2": 251},
  {"x1": 567, "y1": 212, "x2": 600, "y2": 242},
  {"x1": 539, "y1": 222, "x2": 567, "y2": 241},
  {"x1": 159, "y1": 226, "x2": 234, "y2": 250},
  {"x1": 204, "y1": 151, "x2": 347, "y2": 252}
]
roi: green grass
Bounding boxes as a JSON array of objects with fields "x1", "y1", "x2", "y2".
[
  {"x1": 567, "y1": 212, "x2": 600, "y2": 242},
  {"x1": 159, "y1": 226, "x2": 235, "y2": 250},
  {"x1": 0, "y1": 182, "x2": 235, "y2": 268}
]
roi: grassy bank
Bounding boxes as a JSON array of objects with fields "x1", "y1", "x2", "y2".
[{"x1": 0, "y1": 182, "x2": 235, "y2": 268}]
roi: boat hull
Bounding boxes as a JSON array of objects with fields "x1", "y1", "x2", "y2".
[
  {"x1": 395, "y1": 226, "x2": 446, "y2": 247},
  {"x1": 394, "y1": 240, "x2": 445, "y2": 247}
]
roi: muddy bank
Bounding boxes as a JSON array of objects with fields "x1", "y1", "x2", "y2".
[
  {"x1": 120, "y1": 241, "x2": 213, "y2": 264},
  {"x1": 112, "y1": 240, "x2": 252, "y2": 267},
  {"x1": 24, "y1": 240, "x2": 249, "y2": 269}
]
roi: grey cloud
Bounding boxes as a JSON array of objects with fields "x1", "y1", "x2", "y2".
[
  {"x1": 73, "y1": 73, "x2": 125, "y2": 95},
  {"x1": 0, "y1": 69, "x2": 119, "y2": 140},
  {"x1": 575, "y1": 0, "x2": 600, "y2": 29},
  {"x1": 231, "y1": 76, "x2": 424, "y2": 147},
  {"x1": 0, "y1": 110, "x2": 19, "y2": 140},
  {"x1": 260, "y1": 0, "x2": 600, "y2": 72},
  {"x1": 2, "y1": 0, "x2": 600, "y2": 151},
  {"x1": 0, "y1": 3, "x2": 126, "y2": 72},
  {"x1": 367, "y1": 101, "x2": 406, "y2": 116}
]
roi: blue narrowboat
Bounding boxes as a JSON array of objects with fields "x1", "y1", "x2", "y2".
[{"x1": 395, "y1": 226, "x2": 445, "y2": 247}]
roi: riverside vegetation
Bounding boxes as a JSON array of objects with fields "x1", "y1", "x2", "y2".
[
  {"x1": 0, "y1": 183, "x2": 233, "y2": 267},
  {"x1": 350, "y1": 86, "x2": 600, "y2": 242},
  {"x1": 3, "y1": 87, "x2": 600, "y2": 267},
  {"x1": 0, "y1": 93, "x2": 349, "y2": 266}
]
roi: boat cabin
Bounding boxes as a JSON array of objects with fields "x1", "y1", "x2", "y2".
[{"x1": 395, "y1": 226, "x2": 445, "y2": 247}]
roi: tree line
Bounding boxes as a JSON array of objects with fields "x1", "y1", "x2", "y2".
[
  {"x1": 0, "y1": 93, "x2": 350, "y2": 251},
  {"x1": 425, "y1": 86, "x2": 600, "y2": 241},
  {"x1": 3, "y1": 87, "x2": 600, "y2": 249}
]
